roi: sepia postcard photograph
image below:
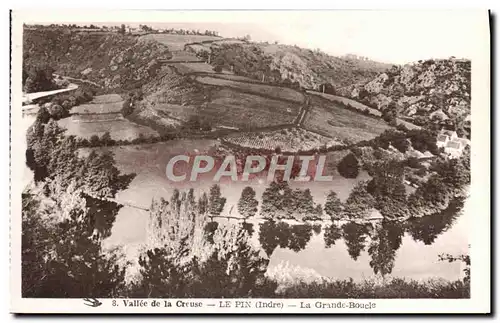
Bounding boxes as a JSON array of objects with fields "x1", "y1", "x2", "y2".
[{"x1": 9, "y1": 9, "x2": 491, "y2": 314}]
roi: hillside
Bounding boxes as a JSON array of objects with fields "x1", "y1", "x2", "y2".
[
  {"x1": 23, "y1": 29, "x2": 173, "y2": 91},
  {"x1": 340, "y1": 58, "x2": 471, "y2": 130},
  {"x1": 185, "y1": 41, "x2": 391, "y2": 90}
]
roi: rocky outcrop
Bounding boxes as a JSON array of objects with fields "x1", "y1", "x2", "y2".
[{"x1": 346, "y1": 58, "x2": 471, "y2": 126}]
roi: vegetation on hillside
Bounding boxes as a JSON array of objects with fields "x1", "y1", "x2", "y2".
[
  {"x1": 189, "y1": 42, "x2": 390, "y2": 91},
  {"x1": 343, "y1": 58, "x2": 471, "y2": 135},
  {"x1": 23, "y1": 28, "x2": 172, "y2": 91}
]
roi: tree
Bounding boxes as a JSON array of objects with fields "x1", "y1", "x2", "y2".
[
  {"x1": 23, "y1": 63, "x2": 57, "y2": 93},
  {"x1": 22, "y1": 181, "x2": 126, "y2": 298},
  {"x1": 208, "y1": 184, "x2": 226, "y2": 219},
  {"x1": 366, "y1": 159, "x2": 408, "y2": 219},
  {"x1": 344, "y1": 181, "x2": 376, "y2": 219},
  {"x1": 337, "y1": 152, "x2": 360, "y2": 179},
  {"x1": 260, "y1": 181, "x2": 293, "y2": 220},
  {"x1": 382, "y1": 101, "x2": 398, "y2": 123},
  {"x1": 237, "y1": 186, "x2": 258, "y2": 219},
  {"x1": 100, "y1": 132, "x2": 114, "y2": 146},
  {"x1": 47, "y1": 104, "x2": 67, "y2": 120},
  {"x1": 198, "y1": 192, "x2": 208, "y2": 215},
  {"x1": 324, "y1": 190, "x2": 343, "y2": 220},
  {"x1": 119, "y1": 24, "x2": 126, "y2": 35}
]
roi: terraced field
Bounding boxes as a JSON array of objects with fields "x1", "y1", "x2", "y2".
[
  {"x1": 195, "y1": 76, "x2": 305, "y2": 103},
  {"x1": 224, "y1": 127, "x2": 341, "y2": 152}
]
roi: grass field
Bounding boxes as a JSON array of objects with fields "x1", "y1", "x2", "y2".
[
  {"x1": 58, "y1": 94, "x2": 159, "y2": 140},
  {"x1": 140, "y1": 34, "x2": 221, "y2": 51},
  {"x1": 208, "y1": 73, "x2": 262, "y2": 83},
  {"x1": 172, "y1": 62, "x2": 221, "y2": 74},
  {"x1": 58, "y1": 114, "x2": 159, "y2": 141},
  {"x1": 195, "y1": 76, "x2": 305, "y2": 103},
  {"x1": 307, "y1": 90, "x2": 382, "y2": 117},
  {"x1": 202, "y1": 88, "x2": 299, "y2": 129},
  {"x1": 224, "y1": 127, "x2": 340, "y2": 152},
  {"x1": 302, "y1": 103, "x2": 391, "y2": 143},
  {"x1": 70, "y1": 94, "x2": 124, "y2": 114}
]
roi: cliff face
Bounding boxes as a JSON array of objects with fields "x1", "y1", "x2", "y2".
[
  {"x1": 23, "y1": 29, "x2": 172, "y2": 91},
  {"x1": 342, "y1": 58, "x2": 471, "y2": 123}
]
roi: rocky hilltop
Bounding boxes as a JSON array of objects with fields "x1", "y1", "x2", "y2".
[{"x1": 340, "y1": 58, "x2": 471, "y2": 129}]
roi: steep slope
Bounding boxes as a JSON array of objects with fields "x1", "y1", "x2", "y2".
[
  {"x1": 186, "y1": 42, "x2": 391, "y2": 91},
  {"x1": 341, "y1": 58, "x2": 471, "y2": 128},
  {"x1": 23, "y1": 28, "x2": 173, "y2": 91}
]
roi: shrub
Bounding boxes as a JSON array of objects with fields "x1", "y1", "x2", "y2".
[{"x1": 337, "y1": 153, "x2": 360, "y2": 178}]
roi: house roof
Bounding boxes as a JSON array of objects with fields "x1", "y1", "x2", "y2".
[
  {"x1": 446, "y1": 141, "x2": 461, "y2": 149},
  {"x1": 367, "y1": 208, "x2": 384, "y2": 220},
  {"x1": 437, "y1": 134, "x2": 448, "y2": 142}
]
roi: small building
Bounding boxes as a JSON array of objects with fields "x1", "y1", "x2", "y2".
[
  {"x1": 436, "y1": 129, "x2": 458, "y2": 149},
  {"x1": 443, "y1": 138, "x2": 470, "y2": 159}
]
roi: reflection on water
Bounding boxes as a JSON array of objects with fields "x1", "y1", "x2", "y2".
[{"x1": 258, "y1": 198, "x2": 467, "y2": 280}]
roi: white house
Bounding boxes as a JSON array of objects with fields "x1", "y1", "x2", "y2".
[{"x1": 437, "y1": 129, "x2": 469, "y2": 159}]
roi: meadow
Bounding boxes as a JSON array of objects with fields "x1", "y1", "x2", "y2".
[
  {"x1": 195, "y1": 76, "x2": 306, "y2": 103},
  {"x1": 302, "y1": 103, "x2": 391, "y2": 143},
  {"x1": 201, "y1": 89, "x2": 300, "y2": 129},
  {"x1": 58, "y1": 94, "x2": 159, "y2": 141},
  {"x1": 307, "y1": 90, "x2": 382, "y2": 116},
  {"x1": 70, "y1": 94, "x2": 124, "y2": 114},
  {"x1": 139, "y1": 34, "x2": 222, "y2": 51}
]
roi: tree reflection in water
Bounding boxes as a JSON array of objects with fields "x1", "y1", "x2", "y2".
[
  {"x1": 368, "y1": 221, "x2": 405, "y2": 276},
  {"x1": 407, "y1": 197, "x2": 464, "y2": 245},
  {"x1": 254, "y1": 197, "x2": 464, "y2": 277},
  {"x1": 324, "y1": 224, "x2": 342, "y2": 248},
  {"x1": 258, "y1": 221, "x2": 313, "y2": 256},
  {"x1": 341, "y1": 222, "x2": 370, "y2": 261}
]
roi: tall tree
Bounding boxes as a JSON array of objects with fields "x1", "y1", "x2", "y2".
[
  {"x1": 324, "y1": 190, "x2": 343, "y2": 220},
  {"x1": 208, "y1": 184, "x2": 227, "y2": 219},
  {"x1": 237, "y1": 186, "x2": 258, "y2": 219}
]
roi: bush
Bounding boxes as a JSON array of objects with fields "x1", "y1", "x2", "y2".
[{"x1": 337, "y1": 152, "x2": 360, "y2": 178}]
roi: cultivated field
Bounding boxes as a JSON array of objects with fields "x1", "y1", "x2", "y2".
[
  {"x1": 70, "y1": 94, "x2": 124, "y2": 114},
  {"x1": 302, "y1": 104, "x2": 391, "y2": 143},
  {"x1": 171, "y1": 62, "x2": 222, "y2": 74},
  {"x1": 58, "y1": 114, "x2": 159, "y2": 141},
  {"x1": 195, "y1": 76, "x2": 305, "y2": 103},
  {"x1": 224, "y1": 127, "x2": 341, "y2": 152},
  {"x1": 140, "y1": 34, "x2": 221, "y2": 51},
  {"x1": 58, "y1": 94, "x2": 159, "y2": 140},
  {"x1": 200, "y1": 88, "x2": 300, "y2": 129},
  {"x1": 307, "y1": 91, "x2": 382, "y2": 117}
]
